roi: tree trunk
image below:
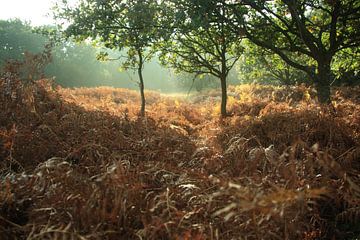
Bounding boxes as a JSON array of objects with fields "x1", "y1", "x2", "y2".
[
  {"x1": 220, "y1": 74, "x2": 227, "y2": 117},
  {"x1": 137, "y1": 49, "x2": 146, "y2": 117},
  {"x1": 315, "y1": 60, "x2": 332, "y2": 104}
]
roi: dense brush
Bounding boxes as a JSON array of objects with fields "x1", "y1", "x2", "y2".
[{"x1": 1, "y1": 78, "x2": 360, "y2": 239}]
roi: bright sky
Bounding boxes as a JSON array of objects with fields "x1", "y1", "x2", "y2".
[{"x1": 0, "y1": 0, "x2": 68, "y2": 26}]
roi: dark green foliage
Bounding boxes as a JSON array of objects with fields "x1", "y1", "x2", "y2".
[{"x1": 226, "y1": 0, "x2": 360, "y2": 103}]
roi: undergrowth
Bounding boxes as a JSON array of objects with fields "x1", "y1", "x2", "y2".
[{"x1": 1, "y1": 69, "x2": 360, "y2": 239}]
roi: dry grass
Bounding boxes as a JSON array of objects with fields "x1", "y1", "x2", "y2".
[{"x1": 1, "y1": 78, "x2": 360, "y2": 239}]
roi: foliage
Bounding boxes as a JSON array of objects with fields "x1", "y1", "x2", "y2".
[
  {"x1": 0, "y1": 20, "x2": 46, "y2": 65},
  {"x1": 1, "y1": 43, "x2": 53, "y2": 85},
  {"x1": 1, "y1": 2, "x2": 360, "y2": 239},
  {"x1": 0, "y1": 19, "x2": 181, "y2": 92},
  {"x1": 0, "y1": 20, "x2": 134, "y2": 89},
  {"x1": 332, "y1": 47, "x2": 360, "y2": 86},
  {"x1": 227, "y1": 0, "x2": 360, "y2": 103},
  {"x1": 236, "y1": 40, "x2": 311, "y2": 85}
]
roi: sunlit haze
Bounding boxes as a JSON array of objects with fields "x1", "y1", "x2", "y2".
[{"x1": 0, "y1": 0, "x2": 72, "y2": 26}]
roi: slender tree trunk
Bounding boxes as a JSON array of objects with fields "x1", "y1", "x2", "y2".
[
  {"x1": 219, "y1": 31, "x2": 229, "y2": 118},
  {"x1": 315, "y1": 59, "x2": 332, "y2": 104},
  {"x1": 137, "y1": 49, "x2": 146, "y2": 117},
  {"x1": 220, "y1": 74, "x2": 227, "y2": 117}
]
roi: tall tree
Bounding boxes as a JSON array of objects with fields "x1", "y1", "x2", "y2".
[
  {"x1": 158, "y1": 0, "x2": 242, "y2": 117},
  {"x1": 55, "y1": 0, "x2": 161, "y2": 116},
  {"x1": 226, "y1": 0, "x2": 360, "y2": 103}
]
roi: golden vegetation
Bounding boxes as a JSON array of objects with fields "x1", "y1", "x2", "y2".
[{"x1": 1, "y1": 78, "x2": 360, "y2": 239}]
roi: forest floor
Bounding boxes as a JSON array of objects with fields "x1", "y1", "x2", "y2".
[{"x1": 1, "y1": 79, "x2": 360, "y2": 239}]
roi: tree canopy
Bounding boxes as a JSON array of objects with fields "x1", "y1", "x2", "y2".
[
  {"x1": 0, "y1": 20, "x2": 46, "y2": 64},
  {"x1": 226, "y1": 0, "x2": 360, "y2": 103}
]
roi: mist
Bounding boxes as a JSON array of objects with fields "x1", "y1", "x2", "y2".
[{"x1": 0, "y1": 19, "x2": 226, "y2": 93}]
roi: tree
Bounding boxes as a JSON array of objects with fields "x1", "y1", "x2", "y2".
[
  {"x1": 158, "y1": 0, "x2": 242, "y2": 117},
  {"x1": 226, "y1": 0, "x2": 360, "y2": 103},
  {"x1": 55, "y1": 0, "x2": 161, "y2": 116},
  {"x1": 0, "y1": 19, "x2": 47, "y2": 65},
  {"x1": 0, "y1": 20, "x2": 136, "y2": 88}
]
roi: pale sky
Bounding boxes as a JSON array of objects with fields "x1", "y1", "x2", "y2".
[{"x1": 0, "y1": 0, "x2": 71, "y2": 26}]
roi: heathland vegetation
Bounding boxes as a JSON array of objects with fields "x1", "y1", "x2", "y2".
[{"x1": 1, "y1": 0, "x2": 360, "y2": 239}]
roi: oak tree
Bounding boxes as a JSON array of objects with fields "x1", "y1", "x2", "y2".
[
  {"x1": 228, "y1": 0, "x2": 360, "y2": 103},
  {"x1": 158, "y1": 0, "x2": 242, "y2": 117},
  {"x1": 55, "y1": 0, "x2": 161, "y2": 116}
]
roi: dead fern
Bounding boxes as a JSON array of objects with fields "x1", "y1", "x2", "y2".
[{"x1": 1, "y1": 78, "x2": 360, "y2": 239}]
